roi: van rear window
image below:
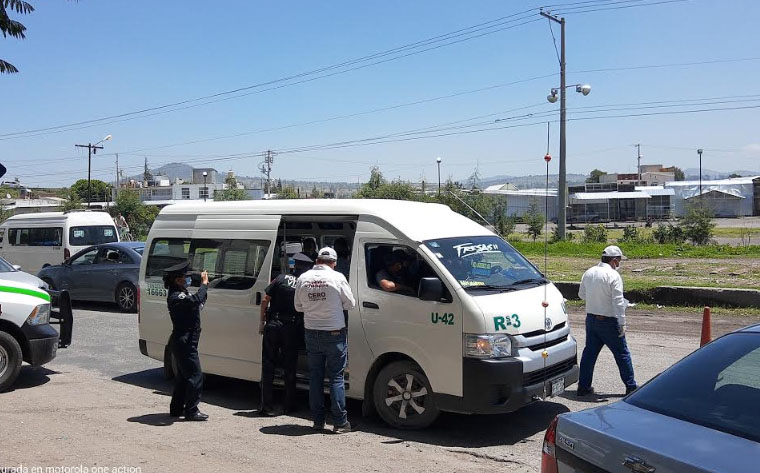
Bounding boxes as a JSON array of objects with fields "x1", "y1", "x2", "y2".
[{"x1": 69, "y1": 226, "x2": 118, "y2": 246}]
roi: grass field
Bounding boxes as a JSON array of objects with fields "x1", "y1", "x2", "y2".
[{"x1": 565, "y1": 300, "x2": 760, "y2": 317}]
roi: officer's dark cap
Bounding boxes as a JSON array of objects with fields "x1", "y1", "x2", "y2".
[{"x1": 163, "y1": 261, "x2": 190, "y2": 277}]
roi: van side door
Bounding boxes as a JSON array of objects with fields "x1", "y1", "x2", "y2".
[{"x1": 190, "y1": 214, "x2": 279, "y2": 379}]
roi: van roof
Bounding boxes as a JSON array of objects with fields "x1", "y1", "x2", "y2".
[
  {"x1": 3, "y1": 210, "x2": 114, "y2": 225},
  {"x1": 159, "y1": 199, "x2": 493, "y2": 242}
]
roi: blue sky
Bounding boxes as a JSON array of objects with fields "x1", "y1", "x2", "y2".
[{"x1": 2, "y1": 0, "x2": 759, "y2": 188}]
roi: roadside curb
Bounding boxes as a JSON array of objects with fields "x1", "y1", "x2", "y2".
[{"x1": 554, "y1": 282, "x2": 760, "y2": 308}]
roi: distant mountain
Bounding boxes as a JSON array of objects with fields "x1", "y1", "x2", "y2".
[
  {"x1": 478, "y1": 173, "x2": 587, "y2": 189},
  {"x1": 128, "y1": 162, "x2": 197, "y2": 182},
  {"x1": 683, "y1": 168, "x2": 759, "y2": 180}
]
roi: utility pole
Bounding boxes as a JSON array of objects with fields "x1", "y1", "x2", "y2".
[
  {"x1": 541, "y1": 10, "x2": 567, "y2": 238},
  {"x1": 115, "y1": 153, "x2": 120, "y2": 201},
  {"x1": 75, "y1": 142, "x2": 105, "y2": 208},
  {"x1": 259, "y1": 150, "x2": 275, "y2": 197},
  {"x1": 697, "y1": 148, "x2": 703, "y2": 199},
  {"x1": 636, "y1": 144, "x2": 642, "y2": 184}
]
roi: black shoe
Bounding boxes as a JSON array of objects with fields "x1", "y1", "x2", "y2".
[
  {"x1": 259, "y1": 408, "x2": 278, "y2": 417},
  {"x1": 184, "y1": 411, "x2": 209, "y2": 421},
  {"x1": 169, "y1": 410, "x2": 182, "y2": 418},
  {"x1": 577, "y1": 387, "x2": 595, "y2": 397},
  {"x1": 625, "y1": 386, "x2": 638, "y2": 395}
]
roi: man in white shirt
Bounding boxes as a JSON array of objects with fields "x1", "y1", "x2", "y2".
[
  {"x1": 295, "y1": 247, "x2": 356, "y2": 433},
  {"x1": 577, "y1": 245, "x2": 637, "y2": 397}
]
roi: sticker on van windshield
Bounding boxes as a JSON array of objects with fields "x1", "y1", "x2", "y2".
[
  {"x1": 471, "y1": 261, "x2": 492, "y2": 277},
  {"x1": 453, "y1": 242, "x2": 500, "y2": 258},
  {"x1": 73, "y1": 230, "x2": 85, "y2": 238},
  {"x1": 494, "y1": 314, "x2": 521, "y2": 330},
  {"x1": 104, "y1": 228, "x2": 114, "y2": 237},
  {"x1": 459, "y1": 280, "x2": 485, "y2": 287}
]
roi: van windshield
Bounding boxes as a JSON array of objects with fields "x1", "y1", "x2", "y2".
[
  {"x1": 424, "y1": 236, "x2": 544, "y2": 290},
  {"x1": 70, "y1": 225, "x2": 118, "y2": 246}
]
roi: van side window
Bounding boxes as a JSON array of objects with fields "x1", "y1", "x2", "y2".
[
  {"x1": 145, "y1": 238, "x2": 191, "y2": 277},
  {"x1": 189, "y1": 239, "x2": 270, "y2": 290},
  {"x1": 365, "y1": 243, "x2": 443, "y2": 299},
  {"x1": 8, "y1": 227, "x2": 63, "y2": 246}
]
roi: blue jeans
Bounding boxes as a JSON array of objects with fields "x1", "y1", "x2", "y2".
[
  {"x1": 304, "y1": 329, "x2": 348, "y2": 426},
  {"x1": 579, "y1": 314, "x2": 637, "y2": 391}
]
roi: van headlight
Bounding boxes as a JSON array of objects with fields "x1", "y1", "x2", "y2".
[
  {"x1": 464, "y1": 334, "x2": 512, "y2": 358},
  {"x1": 27, "y1": 304, "x2": 51, "y2": 325}
]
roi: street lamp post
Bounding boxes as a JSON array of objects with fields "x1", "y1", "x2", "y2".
[
  {"x1": 202, "y1": 171, "x2": 208, "y2": 202},
  {"x1": 75, "y1": 135, "x2": 112, "y2": 208},
  {"x1": 541, "y1": 10, "x2": 590, "y2": 239},
  {"x1": 697, "y1": 148, "x2": 703, "y2": 199},
  {"x1": 436, "y1": 157, "x2": 442, "y2": 196}
]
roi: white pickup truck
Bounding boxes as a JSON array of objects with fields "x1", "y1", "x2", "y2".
[{"x1": 0, "y1": 278, "x2": 72, "y2": 391}]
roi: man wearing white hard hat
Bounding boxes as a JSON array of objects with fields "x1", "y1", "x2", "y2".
[
  {"x1": 295, "y1": 246, "x2": 355, "y2": 433},
  {"x1": 577, "y1": 245, "x2": 637, "y2": 396}
]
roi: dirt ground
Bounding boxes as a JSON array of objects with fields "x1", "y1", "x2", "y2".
[{"x1": 0, "y1": 307, "x2": 757, "y2": 473}]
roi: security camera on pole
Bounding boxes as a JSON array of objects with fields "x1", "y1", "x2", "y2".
[{"x1": 540, "y1": 9, "x2": 591, "y2": 239}]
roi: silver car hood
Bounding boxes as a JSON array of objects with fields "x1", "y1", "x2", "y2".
[
  {"x1": 0, "y1": 271, "x2": 47, "y2": 289},
  {"x1": 557, "y1": 400, "x2": 759, "y2": 473}
]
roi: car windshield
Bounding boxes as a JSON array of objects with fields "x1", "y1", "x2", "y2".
[
  {"x1": 424, "y1": 236, "x2": 544, "y2": 290},
  {"x1": 0, "y1": 256, "x2": 17, "y2": 272},
  {"x1": 69, "y1": 225, "x2": 118, "y2": 246},
  {"x1": 626, "y1": 332, "x2": 760, "y2": 443}
]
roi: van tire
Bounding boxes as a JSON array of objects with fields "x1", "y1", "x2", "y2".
[
  {"x1": 0, "y1": 331, "x2": 23, "y2": 393},
  {"x1": 373, "y1": 361, "x2": 440, "y2": 429},
  {"x1": 116, "y1": 282, "x2": 137, "y2": 313}
]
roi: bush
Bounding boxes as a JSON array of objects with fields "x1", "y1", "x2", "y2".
[
  {"x1": 583, "y1": 224, "x2": 608, "y2": 243},
  {"x1": 620, "y1": 225, "x2": 641, "y2": 243},
  {"x1": 652, "y1": 223, "x2": 686, "y2": 244},
  {"x1": 550, "y1": 227, "x2": 575, "y2": 243},
  {"x1": 495, "y1": 214, "x2": 517, "y2": 239},
  {"x1": 679, "y1": 204, "x2": 715, "y2": 245}
]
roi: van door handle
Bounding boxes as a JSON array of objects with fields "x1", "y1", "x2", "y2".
[
  {"x1": 255, "y1": 292, "x2": 262, "y2": 305},
  {"x1": 363, "y1": 301, "x2": 379, "y2": 309}
]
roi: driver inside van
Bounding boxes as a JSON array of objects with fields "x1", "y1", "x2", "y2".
[{"x1": 376, "y1": 253, "x2": 415, "y2": 296}]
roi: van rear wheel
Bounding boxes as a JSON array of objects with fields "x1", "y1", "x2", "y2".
[
  {"x1": 0, "y1": 331, "x2": 23, "y2": 393},
  {"x1": 373, "y1": 361, "x2": 440, "y2": 429}
]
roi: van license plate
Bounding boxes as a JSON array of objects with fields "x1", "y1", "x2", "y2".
[{"x1": 551, "y1": 378, "x2": 565, "y2": 396}]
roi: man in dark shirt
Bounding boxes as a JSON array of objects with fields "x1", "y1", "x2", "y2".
[
  {"x1": 376, "y1": 252, "x2": 415, "y2": 295},
  {"x1": 258, "y1": 252, "x2": 313, "y2": 415},
  {"x1": 163, "y1": 261, "x2": 209, "y2": 421}
]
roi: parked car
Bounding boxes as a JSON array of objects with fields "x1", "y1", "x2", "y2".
[
  {"x1": 541, "y1": 324, "x2": 760, "y2": 473},
  {"x1": 0, "y1": 255, "x2": 48, "y2": 290},
  {"x1": 38, "y1": 242, "x2": 144, "y2": 312}
]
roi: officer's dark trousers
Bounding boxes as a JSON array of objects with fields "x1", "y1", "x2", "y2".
[
  {"x1": 170, "y1": 329, "x2": 203, "y2": 416},
  {"x1": 261, "y1": 321, "x2": 299, "y2": 411}
]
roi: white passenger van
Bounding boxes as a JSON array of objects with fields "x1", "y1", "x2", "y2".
[
  {"x1": 138, "y1": 200, "x2": 578, "y2": 428},
  {"x1": 0, "y1": 211, "x2": 119, "y2": 274}
]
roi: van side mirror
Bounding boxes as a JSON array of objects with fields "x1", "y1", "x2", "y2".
[
  {"x1": 12, "y1": 264, "x2": 21, "y2": 271},
  {"x1": 419, "y1": 277, "x2": 444, "y2": 301}
]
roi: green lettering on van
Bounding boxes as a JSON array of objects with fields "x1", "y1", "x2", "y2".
[{"x1": 493, "y1": 316, "x2": 507, "y2": 331}]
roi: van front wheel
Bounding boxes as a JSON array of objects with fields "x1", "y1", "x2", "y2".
[
  {"x1": 373, "y1": 361, "x2": 440, "y2": 429},
  {"x1": 0, "y1": 331, "x2": 23, "y2": 393}
]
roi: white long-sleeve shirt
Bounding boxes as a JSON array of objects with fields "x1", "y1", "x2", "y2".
[
  {"x1": 295, "y1": 264, "x2": 356, "y2": 331},
  {"x1": 578, "y1": 262, "x2": 628, "y2": 326}
]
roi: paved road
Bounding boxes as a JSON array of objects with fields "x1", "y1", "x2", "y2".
[{"x1": 2, "y1": 302, "x2": 757, "y2": 472}]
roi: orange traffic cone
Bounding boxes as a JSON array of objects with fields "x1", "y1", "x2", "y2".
[{"x1": 700, "y1": 307, "x2": 712, "y2": 347}]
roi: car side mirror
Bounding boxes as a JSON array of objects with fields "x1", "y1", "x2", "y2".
[
  {"x1": 12, "y1": 264, "x2": 21, "y2": 270},
  {"x1": 419, "y1": 277, "x2": 444, "y2": 301}
]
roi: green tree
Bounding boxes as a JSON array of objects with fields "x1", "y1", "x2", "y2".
[
  {"x1": 678, "y1": 203, "x2": 715, "y2": 245},
  {"x1": 214, "y1": 187, "x2": 249, "y2": 201},
  {"x1": 728, "y1": 173, "x2": 742, "y2": 179},
  {"x1": 672, "y1": 166, "x2": 685, "y2": 181},
  {"x1": 586, "y1": 169, "x2": 607, "y2": 184},
  {"x1": 277, "y1": 186, "x2": 299, "y2": 199},
  {"x1": 524, "y1": 200, "x2": 545, "y2": 241},
  {"x1": 70, "y1": 179, "x2": 112, "y2": 203},
  {"x1": 114, "y1": 190, "x2": 157, "y2": 240},
  {"x1": 61, "y1": 189, "x2": 82, "y2": 212},
  {"x1": 1, "y1": 1, "x2": 34, "y2": 73}
]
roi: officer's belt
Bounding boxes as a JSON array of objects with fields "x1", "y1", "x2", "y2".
[{"x1": 268, "y1": 312, "x2": 298, "y2": 323}]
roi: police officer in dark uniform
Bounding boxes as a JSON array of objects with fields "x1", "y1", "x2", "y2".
[
  {"x1": 258, "y1": 252, "x2": 313, "y2": 415},
  {"x1": 163, "y1": 261, "x2": 210, "y2": 421}
]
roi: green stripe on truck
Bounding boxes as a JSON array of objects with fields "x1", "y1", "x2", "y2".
[{"x1": 0, "y1": 285, "x2": 51, "y2": 302}]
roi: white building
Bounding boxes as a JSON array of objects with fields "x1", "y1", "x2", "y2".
[
  {"x1": 483, "y1": 186, "x2": 558, "y2": 222},
  {"x1": 665, "y1": 176, "x2": 760, "y2": 217}
]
